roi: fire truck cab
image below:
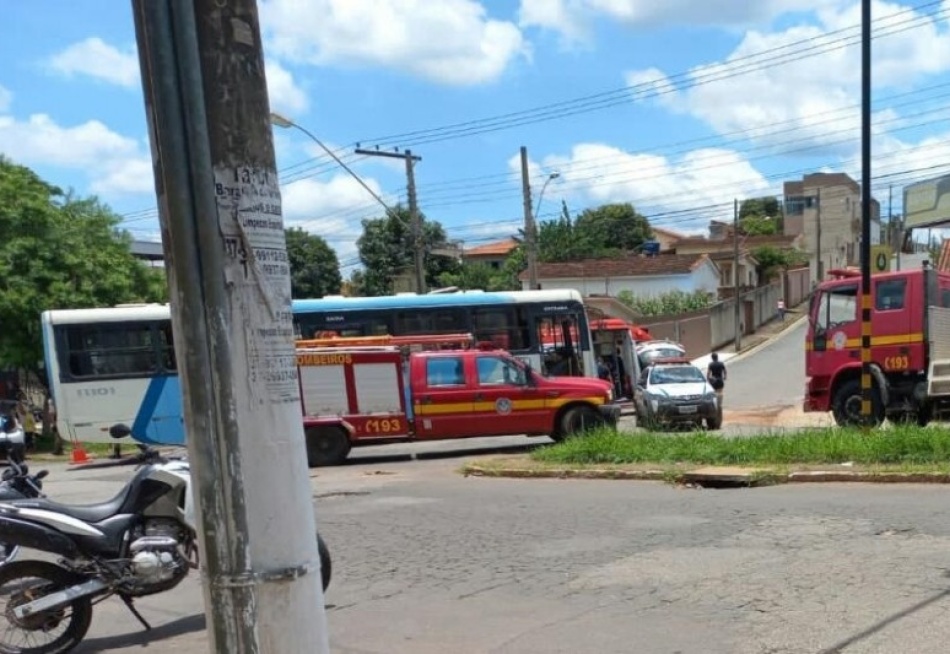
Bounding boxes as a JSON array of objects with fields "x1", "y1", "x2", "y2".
[
  {"x1": 295, "y1": 334, "x2": 620, "y2": 465},
  {"x1": 804, "y1": 262, "x2": 950, "y2": 426}
]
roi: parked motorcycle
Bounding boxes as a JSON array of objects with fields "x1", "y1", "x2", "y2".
[
  {"x1": 0, "y1": 452, "x2": 50, "y2": 565},
  {"x1": 0, "y1": 424, "x2": 332, "y2": 653}
]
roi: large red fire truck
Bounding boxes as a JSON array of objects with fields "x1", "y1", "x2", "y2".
[
  {"x1": 803, "y1": 262, "x2": 950, "y2": 426},
  {"x1": 295, "y1": 334, "x2": 620, "y2": 465}
]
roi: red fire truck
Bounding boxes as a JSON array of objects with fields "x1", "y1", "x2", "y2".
[
  {"x1": 294, "y1": 334, "x2": 620, "y2": 466},
  {"x1": 803, "y1": 263, "x2": 950, "y2": 426}
]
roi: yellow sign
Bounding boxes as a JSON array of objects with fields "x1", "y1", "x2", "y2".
[{"x1": 870, "y1": 245, "x2": 892, "y2": 273}]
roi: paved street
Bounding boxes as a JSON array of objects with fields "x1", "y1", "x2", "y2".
[
  {"x1": 11, "y1": 453, "x2": 949, "y2": 654},
  {"x1": 724, "y1": 319, "x2": 808, "y2": 411}
]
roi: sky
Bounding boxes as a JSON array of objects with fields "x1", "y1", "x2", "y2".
[{"x1": 3, "y1": 0, "x2": 950, "y2": 276}]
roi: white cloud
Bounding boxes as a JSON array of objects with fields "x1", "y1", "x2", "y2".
[
  {"x1": 520, "y1": 0, "x2": 846, "y2": 38},
  {"x1": 47, "y1": 37, "x2": 140, "y2": 88},
  {"x1": 265, "y1": 59, "x2": 308, "y2": 115},
  {"x1": 260, "y1": 0, "x2": 528, "y2": 85},
  {"x1": 624, "y1": 68, "x2": 677, "y2": 104},
  {"x1": 534, "y1": 142, "x2": 771, "y2": 228},
  {"x1": 0, "y1": 113, "x2": 154, "y2": 198},
  {"x1": 629, "y1": 1, "x2": 950, "y2": 156},
  {"x1": 281, "y1": 173, "x2": 390, "y2": 226},
  {"x1": 0, "y1": 84, "x2": 11, "y2": 112}
]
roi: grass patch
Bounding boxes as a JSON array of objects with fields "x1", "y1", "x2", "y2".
[{"x1": 532, "y1": 425, "x2": 950, "y2": 466}]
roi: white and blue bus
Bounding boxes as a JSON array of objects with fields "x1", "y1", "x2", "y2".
[{"x1": 41, "y1": 289, "x2": 598, "y2": 446}]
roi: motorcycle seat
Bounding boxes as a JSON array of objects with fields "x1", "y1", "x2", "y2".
[{"x1": 9, "y1": 483, "x2": 133, "y2": 524}]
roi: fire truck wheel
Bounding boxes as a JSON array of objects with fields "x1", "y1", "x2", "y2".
[
  {"x1": 559, "y1": 405, "x2": 603, "y2": 438},
  {"x1": 831, "y1": 379, "x2": 884, "y2": 427},
  {"x1": 306, "y1": 426, "x2": 351, "y2": 467}
]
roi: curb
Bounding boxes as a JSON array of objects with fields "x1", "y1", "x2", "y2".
[
  {"x1": 462, "y1": 464, "x2": 950, "y2": 485},
  {"x1": 725, "y1": 313, "x2": 808, "y2": 366}
]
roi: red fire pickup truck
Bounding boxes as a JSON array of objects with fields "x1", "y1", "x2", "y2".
[{"x1": 298, "y1": 343, "x2": 620, "y2": 466}]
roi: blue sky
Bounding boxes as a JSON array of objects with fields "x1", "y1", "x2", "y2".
[{"x1": 3, "y1": 0, "x2": 950, "y2": 275}]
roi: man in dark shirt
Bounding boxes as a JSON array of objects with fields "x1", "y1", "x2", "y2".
[{"x1": 706, "y1": 353, "x2": 727, "y2": 401}]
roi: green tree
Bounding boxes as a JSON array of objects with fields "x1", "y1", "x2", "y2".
[
  {"x1": 0, "y1": 157, "x2": 167, "y2": 373},
  {"x1": 751, "y1": 246, "x2": 808, "y2": 281},
  {"x1": 574, "y1": 202, "x2": 653, "y2": 251},
  {"x1": 739, "y1": 196, "x2": 784, "y2": 235},
  {"x1": 284, "y1": 227, "x2": 341, "y2": 298},
  {"x1": 355, "y1": 205, "x2": 460, "y2": 296},
  {"x1": 435, "y1": 246, "x2": 525, "y2": 292},
  {"x1": 538, "y1": 201, "x2": 653, "y2": 262},
  {"x1": 538, "y1": 201, "x2": 602, "y2": 262}
]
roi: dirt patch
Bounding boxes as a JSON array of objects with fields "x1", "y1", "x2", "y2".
[{"x1": 724, "y1": 406, "x2": 833, "y2": 429}]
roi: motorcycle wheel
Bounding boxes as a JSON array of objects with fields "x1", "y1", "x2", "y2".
[
  {"x1": 0, "y1": 542, "x2": 19, "y2": 566},
  {"x1": 318, "y1": 533, "x2": 332, "y2": 592},
  {"x1": 0, "y1": 560, "x2": 93, "y2": 654}
]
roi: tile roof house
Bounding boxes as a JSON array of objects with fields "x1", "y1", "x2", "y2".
[
  {"x1": 519, "y1": 253, "x2": 720, "y2": 297},
  {"x1": 650, "y1": 226, "x2": 688, "y2": 253},
  {"x1": 670, "y1": 233, "x2": 805, "y2": 289},
  {"x1": 461, "y1": 238, "x2": 518, "y2": 269}
]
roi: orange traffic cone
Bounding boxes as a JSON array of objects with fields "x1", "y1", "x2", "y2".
[{"x1": 70, "y1": 443, "x2": 91, "y2": 464}]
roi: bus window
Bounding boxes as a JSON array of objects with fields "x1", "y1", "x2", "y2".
[
  {"x1": 159, "y1": 321, "x2": 177, "y2": 372},
  {"x1": 472, "y1": 308, "x2": 528, "y2": 351},
  {"x1": 537, "y1": 314, "x2": 583, "y2": 376},
  {"x1": 63, "y1": 323, "x2": 158, "y2": 379},
  {"x1": 396, "y1": 308, "x2": 466, "y2": 335}
]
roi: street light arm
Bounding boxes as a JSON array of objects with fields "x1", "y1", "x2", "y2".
[{"x1": 272, "y1": 115, "x2": 398, "y2": 220}]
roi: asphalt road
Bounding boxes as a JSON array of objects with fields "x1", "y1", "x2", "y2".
[
  {"x1": 16, "y1": 456, "x2": 950, "y2": 654},
  {"x1": 724, "y1": 318, "x2": 808, "y2": 410}
]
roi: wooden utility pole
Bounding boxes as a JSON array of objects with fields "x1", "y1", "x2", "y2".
[
  {"x1": 521, "y1": 146, "x2": 538, "y2": 290},
  {"x1": 132, "y1": 1, "x2": 329, "y2": 651},
  {"x1": 355, "y1": 147, "x2": 425, "y2": 293}
]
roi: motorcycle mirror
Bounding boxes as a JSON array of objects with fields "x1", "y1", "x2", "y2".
[
  {"x1": 109, "y1": 423, "x2": 132, "y2": 440},
  {"x1": 36, "y1": 470, "x2": 48, "y2": 480}
]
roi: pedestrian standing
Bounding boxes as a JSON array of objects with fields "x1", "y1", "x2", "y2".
[
  {"x1": 706, "y1": 353, "x2": 727, "y2": 403},
  {"x1": 777, "y1": 298, "x2": 786, "y2": 322}
]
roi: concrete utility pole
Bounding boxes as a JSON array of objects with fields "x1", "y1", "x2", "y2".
[
  {"x1": 355, "y1": 148, "x2": 425, "y2": 293},
  {"x1": 520, "y1": 146, "x2": 539, "y2": 290},
  {"x1": 733, "y1": 198, "x2": 742, "y2": 352},
  {"x1": 131, "y1": 1, "x2": 329, "y2": 652}
]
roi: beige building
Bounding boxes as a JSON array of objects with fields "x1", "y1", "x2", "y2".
[{"x1": 783, "y1": 173, "x2": 881, "y2": 283}]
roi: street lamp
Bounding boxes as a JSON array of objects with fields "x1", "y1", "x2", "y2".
[
  {"x1": 534, "y1": 171, "x2": 561, "y2": 220},
  {"x1": 269, "y1": 111, "x2": 394, "y2": 217}
]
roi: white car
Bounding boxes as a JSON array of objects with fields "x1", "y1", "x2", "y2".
[
  {"x1": 633, "y1": 359, "x2": 722, "y2": 431},
  {"x1": 636, "y1": 340, "x2": 687, "y2": 370}
]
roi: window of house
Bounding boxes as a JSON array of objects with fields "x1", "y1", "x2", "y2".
[
  {"x1": 875, "y1": 279, "x2": 906, "y2": 311},
  {"x1": 425, "y1": 357, "x2": 465, "y2": 386}
]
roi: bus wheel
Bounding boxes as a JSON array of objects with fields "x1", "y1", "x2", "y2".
[
  {"x1": 560, "y1": 405, "x2": 603, "y2": 437},
  {"x1": 831, "y1": 379, "x2": 884, "y2": 428},
  {"x1": 306, "y1": 426, "x2": 351, "y2": 467}
]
